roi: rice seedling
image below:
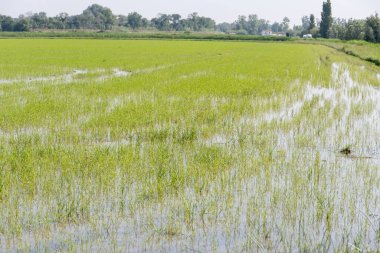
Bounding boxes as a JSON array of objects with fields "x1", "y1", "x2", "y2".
[{"x1": 0, "y1": 39, "x2": 379, "y2": 252}]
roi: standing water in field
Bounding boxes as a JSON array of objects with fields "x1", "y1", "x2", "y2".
[{"x1": 0, "y1": 40, "x2": 379, "y2": 252}]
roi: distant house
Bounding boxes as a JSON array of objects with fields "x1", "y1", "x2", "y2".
[
  {"x1": 272, "y1": 32, "x2": 286, "y2": 37},
  {"x1": 261, "y1": 30, "x2": 272, "y2": 36},
  {"x1": 303, "y1": 34, "x2": 313, "y2": 39}
]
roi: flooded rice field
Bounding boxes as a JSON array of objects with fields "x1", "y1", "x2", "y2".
[{"x1": 0, "y1": 39, "x2": 379, "y2": 252}]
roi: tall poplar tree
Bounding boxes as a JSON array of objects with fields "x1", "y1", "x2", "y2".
[{"x1": 320, "y1": 0, "x2": 332, "y2": 38}]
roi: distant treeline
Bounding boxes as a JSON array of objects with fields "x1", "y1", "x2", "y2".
[
  {"x1": 0, "y1": 3, "x2": 379, "y2": 43},
  {"x1": 0, "y1": 5, "x2": 215, "y2": 32}
]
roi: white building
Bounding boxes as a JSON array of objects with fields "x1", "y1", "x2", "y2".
[{"x1": 261, "y1": 30, "x2": 272, "y2": 36}]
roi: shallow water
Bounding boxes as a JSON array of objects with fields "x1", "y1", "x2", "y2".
[{"x1": 2, "y1": 62, "x2": 380, "y2": 252}]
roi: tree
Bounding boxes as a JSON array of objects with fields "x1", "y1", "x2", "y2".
[
  {"x1": 246, "y1": 15, "x2": 259, "y2": 35},
  {"x1": 292, "y1": 24, "x2": 303, "y2": 36},
  {"x1": 80, "y1": 4, "x2": 115, "y2": 30},
  {"x1": 14, "y1": 18, "x2": 30, "y2": 31},
  {"x1": 271, "y1": 22, "x2": 281, "y2": 32},
  {"x1": 66, "y1": 15, "x2": 81, "y2": 29},
  {"x1": 320, "y1": 0, "x2": 332, "y2": 38},
  {"x1": 151, "y1": 14, "x2": 171, "y2": 31},
  {"x1": 217, "y1": 22, "x2": 232, "y2": 33},
  {"x1": 57, "y1": 13, "x2": 69, "y2": 29},
  {"x1": 179, "y1": 13, "x2": 215, "y2": 31},
  {"x1": 365, "y1": 26, "x2": 375, "y2": 42},
  {"x1": 127, "y1": 12, "x2": 143, "y2": 30},
  {"x1": 188, "y1": 12, "x2": 200, "y2": 31},
  {"x1": 281, "y1": 17, "x2": 290, "y2": 32},
  {"x1": 309, "y1": 14, "x2": 316, "y2": 31},
  {"x1": 31, "y1": 12, "x2": 48, "y2": 29},
  {"x1": 330, "y1": 18, "x2": 345, "y2": 39},
  {"x1": 234, "y1": 15, "x2": 247, "y2": 31},
  {"x1": 365, "y1": 13, "x2": 380, "y2": 42},
  {"x1": 0, "y1": 15, "x2": 15, "y2": 31},
  {"x1": 231, "y1": 14, "x2": 268, "y2": 35},
  {"x1": 257, "y1": 19, "x2": 270, "y2": 34},
  {"x1": 197, "y1": 16, "x2": 215, "y2": 31},
  {"x1": 345, "y1": 19, "x2": 365, "y2": 40},
  {"x1": 171, "y1": 14, "x2": 182, "y2": 31},
  {"x1": 141, "y1": 18, "x2": 149, "y2": 29},
  {"x1": 116, "y1": 15, "x2": 128, "y2": 27},
  {"x1": 3, "y1": 3, "x2": 377, "y2": 40},
  {"x1": 301, "y1": 16, "x2": 310, "y2": 33}
]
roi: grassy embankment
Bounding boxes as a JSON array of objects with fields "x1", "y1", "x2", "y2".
[{"x1": 298, "y1": 39, "x2": 380, "y2": 66}]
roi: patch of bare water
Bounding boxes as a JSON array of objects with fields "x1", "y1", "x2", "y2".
[
  {"x1": 0, "y1": 127, "x2": 49, "y2": 141},
  {"x1": 96, "y1": 68, "x2": 131, "y2": 82},
  {"x1": 135, "y1": 64, "x2": 177, "y2": 74},
  {"x1": 96, "y1": 138, "x2": 132, "y2": 149},
  {"x1": 0, "y1": 64, "x2": 180, "y2": 86},
  {"x1": 0, "y1": 68, "x2": 132, "y2": 85},
  {"x1": 263, "y1": 100, "x2": 304, "y2": 122},
  {"x1": 241, "y1": 63, "x2": 380, "y2": 162},
  {"x1": 205, "y1": 134, "x2": 229, "y2": 146},
  {"x1": 105, "y1": 94, "x2": 145, "y2": 113},
  {"x1": 179, "y1": 71, "x2": 208, "y2": 80},
  {"x1": 0, "y1": 69, "x2": 90, "y2": 85},
  {"x1": 112, "y1": 68, "x2": 130, "y2": 77}
]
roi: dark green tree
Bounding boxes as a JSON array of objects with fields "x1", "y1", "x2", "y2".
[
  {"x1": 116, "y1": 15, "x2": 128, "y2": 26},
  {"x1": 234, "y1": 15, "x2": 247, "y2": 31},
  {"x1": 309, "y1": 14, "x2": 316, "y2": 31},
  {"x1": 365, "y1": 26, "x2": 375, "y2": 42},
  {"x1": 171, "y1": 14, "x2": 182, "y2": 31},
  {"x1": 57, "y1": 13, "x2": 69, "y2": 29},
  {"x1": 66, "y1": 15, "x2": 81, "y2": 29},
  {"x1": 126, "y1": 12, "x2": 143, "y2": 30},
  {"x1": 151, "y1": 14, "x2": 171, "y2": 31},
  {"x1": 345, "y1": 19, "x2": 365, "y2": 40},
  {"x1": 246, "y1": 15, "x2": 259, "y2": 35},
  {"x1": 14, "y1": 18, "x2": 30, "y2": 31},
  {"x1": 320, "y1": 0, "x2": 333, "y2": 38},
  {"x1": 31, "y1": 12, "x2": 48, "y2": 29},
  {"x1": 0, "y1": 15, "x2": 15, "y2": 31},
  {"x1": 197, "y1": 16, "x2": 215, "y2": 31},
  {"x1": 365, "y1": 13, "x2": 380, "y2": 42},
  {"x1": 80, "y1": 4, "x2": 115, "y2": 30},
  {"x1": 216, "y1": 22, "x2": 232, "y2": 33},
  {"x1": 232, "y1": 14, "x2": 267, "y2": 34}
]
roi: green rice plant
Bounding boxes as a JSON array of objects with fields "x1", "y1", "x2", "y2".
[{"x1": 0, "y1": 39, "x2": 379, "y2": 252}]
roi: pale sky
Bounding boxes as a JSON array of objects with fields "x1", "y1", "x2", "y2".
[{"x1": 0, "y1": 0, "x2": 379, "y2": 25}]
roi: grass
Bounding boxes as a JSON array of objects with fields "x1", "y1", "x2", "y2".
[
  {"x1": 298, "y1": 39, "x2": 380, "y2": 66},
  {"x1": 0, "y1": 39, "x2": 379, "y2": 252},
  {"x1": 0, "y1": 30, "x2": 291, "y2": 41}
]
